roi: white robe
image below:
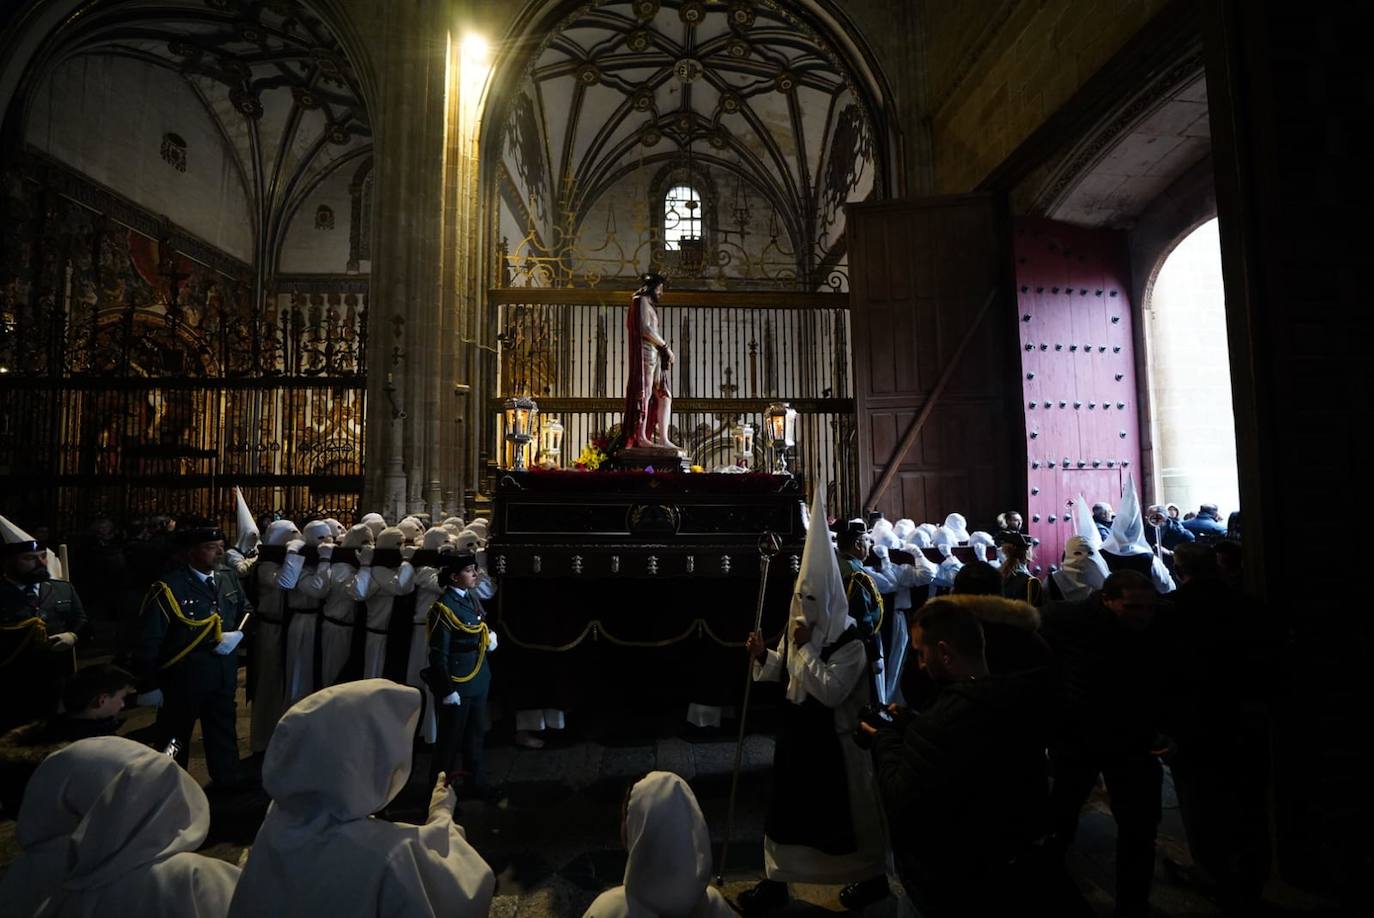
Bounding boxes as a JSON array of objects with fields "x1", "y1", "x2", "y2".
[
  {"x1": 229, "y1": 680, "x2": 494, "y2": 918},
  {"x1": 3, "y1": 737, "x2": 239, "y2": 918},
  {"x1": 251, "y1": 553, "x2": 302, "y2": 753},
  {"x1": 753, "y1": 632, "x2": 888, "y2": 883},
  {"x1": 360, "y1": 562, "x2": 415, "y2": 679},
  {"x1": 319, "y1": 564, "x2": 370, "y2": 686},
  {"x1": 582, "y1": 772, "x2": 735, "y2": 918},
  {"x1": 284, "y1": 559, "x2": 332, "y2": 704},
  {"x1": 411, "y1": 565, "x2": 444, "y2": 744}
]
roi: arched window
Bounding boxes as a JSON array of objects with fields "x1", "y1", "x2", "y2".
[
  {"x1": 663, "y1": 184, "x2": 701, "y2": 250},
  {"x1": 1146, "y1": 217, "x2": 1240, "y2": 517}
]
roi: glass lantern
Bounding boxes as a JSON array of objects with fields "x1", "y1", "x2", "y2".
[
  {"x1": 503, "y1": 396, "x2": 538, "y2": 470},
  {"x1": 734, "y1": 421, "x2": 755, "y2": 469},
  {"x1": 764, "y1": 402, "x2": 798, "y2": 474},
  {"x1": 539, "y1": 415, "x2": 565, "y2": 469}
]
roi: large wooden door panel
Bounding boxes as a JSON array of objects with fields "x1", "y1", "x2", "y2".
[{"x1": 848, "y1": 196, "x2": 1021, "y2": 528}]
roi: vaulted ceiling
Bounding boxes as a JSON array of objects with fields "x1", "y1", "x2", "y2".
[
  {"x1": 21, "y1": 0, "x2": 371, "y2": 273},
  {"x1": 499, "y1": 0, "x2": 877, "y2": 269}
]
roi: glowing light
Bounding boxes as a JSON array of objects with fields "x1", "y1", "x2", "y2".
[{"x1": 462, "y1": 33, "x2": 488, "y2": 62}]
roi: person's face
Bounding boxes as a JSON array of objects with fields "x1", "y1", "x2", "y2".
[
  {"x1": 187, "y1": 540, "x2": 224, "y2": 571},
  {"x1": 653, "y1": 282, "x2": 665, "y2": 298},
  {"x1": 910, "y1": 622, "x2": 954, "y2": 684},
  {"x1": 1007, "y1": 513, "x2": 1023, "y2": 531},
  {"x1": 1167, "y1": 506, "x2": 1180, "y2": 519},
  {"x1": 1103, "y1": 587, "x2": 1157, "y2": 631},
  {"x1": 848, "y1": 533, "x2": 871, "y2": 561},
  {"x1": 3, "y1": 550, "x2": 48, "y2": 583},
  {"x1": 93, "y1": 519, "x2": 115, "y2": 541},
  {"x1": 453, "y1": 565, "x2": 479, "y2": 590},
  {"x1": 88, "y1": 685, "x2": 135, "y2": 719}
]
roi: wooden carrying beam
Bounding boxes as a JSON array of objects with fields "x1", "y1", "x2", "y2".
[
  {"x1": 864, "y1": 288, "x2": 999, "y2": 511},
  {"x1": 487, "y1": 288, "x2": 849, "y2": 308}
]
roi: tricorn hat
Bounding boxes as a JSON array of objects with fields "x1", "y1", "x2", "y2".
[{"x1": 0, "y1": 514, "x2": 42, "y2": 557}]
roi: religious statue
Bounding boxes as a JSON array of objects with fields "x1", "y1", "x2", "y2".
[{"x1": 621, "y1": 272, "x2": 681, "y2": 452}]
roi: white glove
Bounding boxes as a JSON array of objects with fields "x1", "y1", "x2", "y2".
[
  {"x1": 872, "y1": 543, "x2": 890, "y2": 561},
  {"x1": 48, "y1": 631, "x2": 78, "y2": 650},
  {"x1": 214, "y1": 630, "x2": 244, "y2": 655},
  {"x1": 441, "y1": 691, "x2": 461, "y2": 706},
  {"x1": 429, "y1": 772, "x2": 457, "y2": 821},
  {"x1": 486, "y1": 630, "x2": 498, "y2": 652},
  {"x1": 136, "y1": 689, "x2": 164, "y2": 707},
  {"x1": 358, "y1": 546, "x2": 375, "y2": 566},
  {"x1": 318, "y1": 544, "x2": 334, "y2": 559},
  {"x1": 286, "y1": 539, "x2": 306, "y2": 553}
]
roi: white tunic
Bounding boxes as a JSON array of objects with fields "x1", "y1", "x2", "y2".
[
  {"x1": 229, "y1": 680, "x2": 494, "y2": 918},
  {"x1": 2, "y1": 737, "x2": 239, "y2": 918},
  {"x1": 360, "y1": 561, "x2": 415, "y2": 679},
  {"x1": 284, "y1": 557, "x2": 332, "y2": 704}
]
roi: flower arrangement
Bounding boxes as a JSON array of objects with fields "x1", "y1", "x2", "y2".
[{"x1": 574, "y1": 436, "x2": 610, "y2": 470}]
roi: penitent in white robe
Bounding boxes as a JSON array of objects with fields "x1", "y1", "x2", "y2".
[
  {"x1": 582, "y1": 772, "x2": 735, "y2": 918},
  {"x1": 229, "y1": 680, "x2": 494, "y2": 918},
  {"x1": 3, "y1": 737, "x2": 239, "y2": 918}
]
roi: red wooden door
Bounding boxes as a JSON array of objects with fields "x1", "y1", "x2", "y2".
[
  {"x1": 1015, "y1": 217, "x2": 1141, "y2": 571},
  {"x1": 848, "y1": 196, "x2": 1023, "y2": 529}
]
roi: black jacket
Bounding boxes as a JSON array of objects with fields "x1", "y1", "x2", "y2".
[
  {"x1": 1040, "y1": 593, "x2": 1174, "y2": 752},
  {"x1": 871, "y1": 672, "x2": 1049, "y2": 913}
]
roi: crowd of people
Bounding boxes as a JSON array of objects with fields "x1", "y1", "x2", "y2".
[{"x1": 0, "y1": 475, "x2": 1268, "y2": 917}]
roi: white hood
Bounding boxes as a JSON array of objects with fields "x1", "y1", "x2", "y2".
[
  {"x1": 1071, "y1": 494, "x2": 1111, "y2": 579},
  {"x1": 790, "y1": 481, "x2": 851, "y2": 651},
  {"x1": 1052, "y1": 535, "x2": 1106, "y2": 602},
  {"x1": 1103, "y1": 474, "x2": 1152, "y2": 557},
  {"x1": 15, "y1": 737, "x2": 234, "y2": 918},
  {"x1": 302, "y1": 520, "x2": 334, "y2": 548},
  {"x1": 969, "y1": 531, "x2": 996, "y2": 564},
  {"x1": 942, "y1": 513, "x2": 970, "y2": 543},
  {"x1": 422, "y1": 527, "x2": 455, "y2": 552},
  {"x1": 230, "y1": 681, "x2": 494, "y2": 917},
  {"x1": 869, "y1": 519, "x2": 902, "y2": 550},
  {"x1": 263, "y1": 519, "x2": 300, "y2": 547},
  {"x1": 360, "y1": 513, "x2": 387, "y2": 540},
  {"x1": 233, "y1": 487, "x2": 259, "y2": 555},
  {"x1": 618, "y1": 772, "x2": 724, "y2": 916},
  {"x1": 892, "y1": 519, "x2": 916, "y2": 543}
]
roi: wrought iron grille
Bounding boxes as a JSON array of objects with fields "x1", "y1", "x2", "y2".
[
  {"x1": 489, "y1": 288, "x2": 858, "y2": 516},
  {"x1": 0, "y1": 161, "x2": 368, "y2": 536}
]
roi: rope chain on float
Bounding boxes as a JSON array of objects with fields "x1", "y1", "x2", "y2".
[{"x1": 715, "y1": 529, "x2": 782, "y2": 887}]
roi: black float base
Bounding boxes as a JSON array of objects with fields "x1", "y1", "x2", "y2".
[{"x1": 611, "y1": 445, "x2": 691, "y2": 472}]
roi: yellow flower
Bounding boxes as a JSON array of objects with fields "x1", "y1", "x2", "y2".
[{"x1": 690, "y1": 464, "x2": 704, "y2": 473}]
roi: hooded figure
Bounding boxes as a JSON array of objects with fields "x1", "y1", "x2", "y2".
[
  {"x1": 228, "y1": 681, "x2": 494, "y2": 918},
  {"x1": 360, "y1": 513, "x2": 387, "y2": 541},
  {"x1": 931, "y1": 526, "x2": 964, "y2": 592},
  {"x1": 397, "y1": 517, "x2": 424, "y2": 547},
  {"x1": 942, "y1": 513, "x2": 971, "y2": 544},
  {"x1": 409, "y1": 527, "x2": 456, "y2": 744},
  {"x1": 283, "y1": 521, "x2": 334, "y2": 704},
  {"x1": 232, "y1": 488, "x2": 259, "y2": 558},
  {"x1": 250, "y1": 519, "x2": 303, "y2": 753},
  {"x1": 908, "y1": 527, "x2": 934, "y2": 549},
  {"x1": 1101, "y1": 475, "x2": 1175, "y2": 594},
  {"x1": 583, "y1": 772, "x2": 735, "y2": 918},
  {"x1": 466, "y1": 518, "x2": 489, "y2": 544},
  {"x1": 969, "y1": 530, "x2": 997, "y2": 565},
  {"x1": 319, "y1": 524, "x2": 373, "y2": 686},
  {"x1": 323, "y1": 519, "x2": 346, "y2": 541},
  {"x1": 864, "y1": 536, "x2": 938, "y2": 707},
  {"x1": 892, "y1": 519, "x2": 917, "y2": 544},
  {"x1": 1051, "y1": 536, "x2": 1107, "y2": 602},
  {"x1": 742, "y1": 481, "x2": 887, "y2": 909},
  {"x1": 358, "y1": 527, "x2": 415, "y2": 679},
  {"x1": 868, "y1": 519, "x2": 901, "y2": 551},
  {"x1": 0, "y1": 736, "x2": 239, "y2": 918}
]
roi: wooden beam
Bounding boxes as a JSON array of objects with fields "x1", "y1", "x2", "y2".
[
  {"x1": 486, "y1": 397, "x2": 854, "y2": 414},
  {"x1": 864, "y1": 288, "x2": 999, "y2": 511}
]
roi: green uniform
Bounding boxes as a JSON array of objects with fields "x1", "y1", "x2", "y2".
[
  {"x1": 0, "y1": 578, "x2": 86, "y2": 730},
  {"x1": 135, "y1": 565, "x2": 250, "y2": 784},
  {"x1": 426, "y1": 587, "x2": 491, "y2": 789}
]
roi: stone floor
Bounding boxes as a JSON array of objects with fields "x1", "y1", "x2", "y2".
[{"x1": 0, "y1": 669, "x2": 1347, "y2": 917}]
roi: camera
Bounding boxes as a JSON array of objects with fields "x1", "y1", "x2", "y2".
[{"x1": 852, "y1": 705, "x2": 895, "y2": 750}]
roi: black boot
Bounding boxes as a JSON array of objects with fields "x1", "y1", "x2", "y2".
[
  {"x1": 838, "y1": 874, "x2": 890, "y2": 910},
  {"x1": 737, "y1": 879, "x2": 789, "y2": 915}
]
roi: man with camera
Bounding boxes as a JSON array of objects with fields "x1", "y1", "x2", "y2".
[{"x1": 860, "y1": 597, "x2": 1049, "y2": 917}]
